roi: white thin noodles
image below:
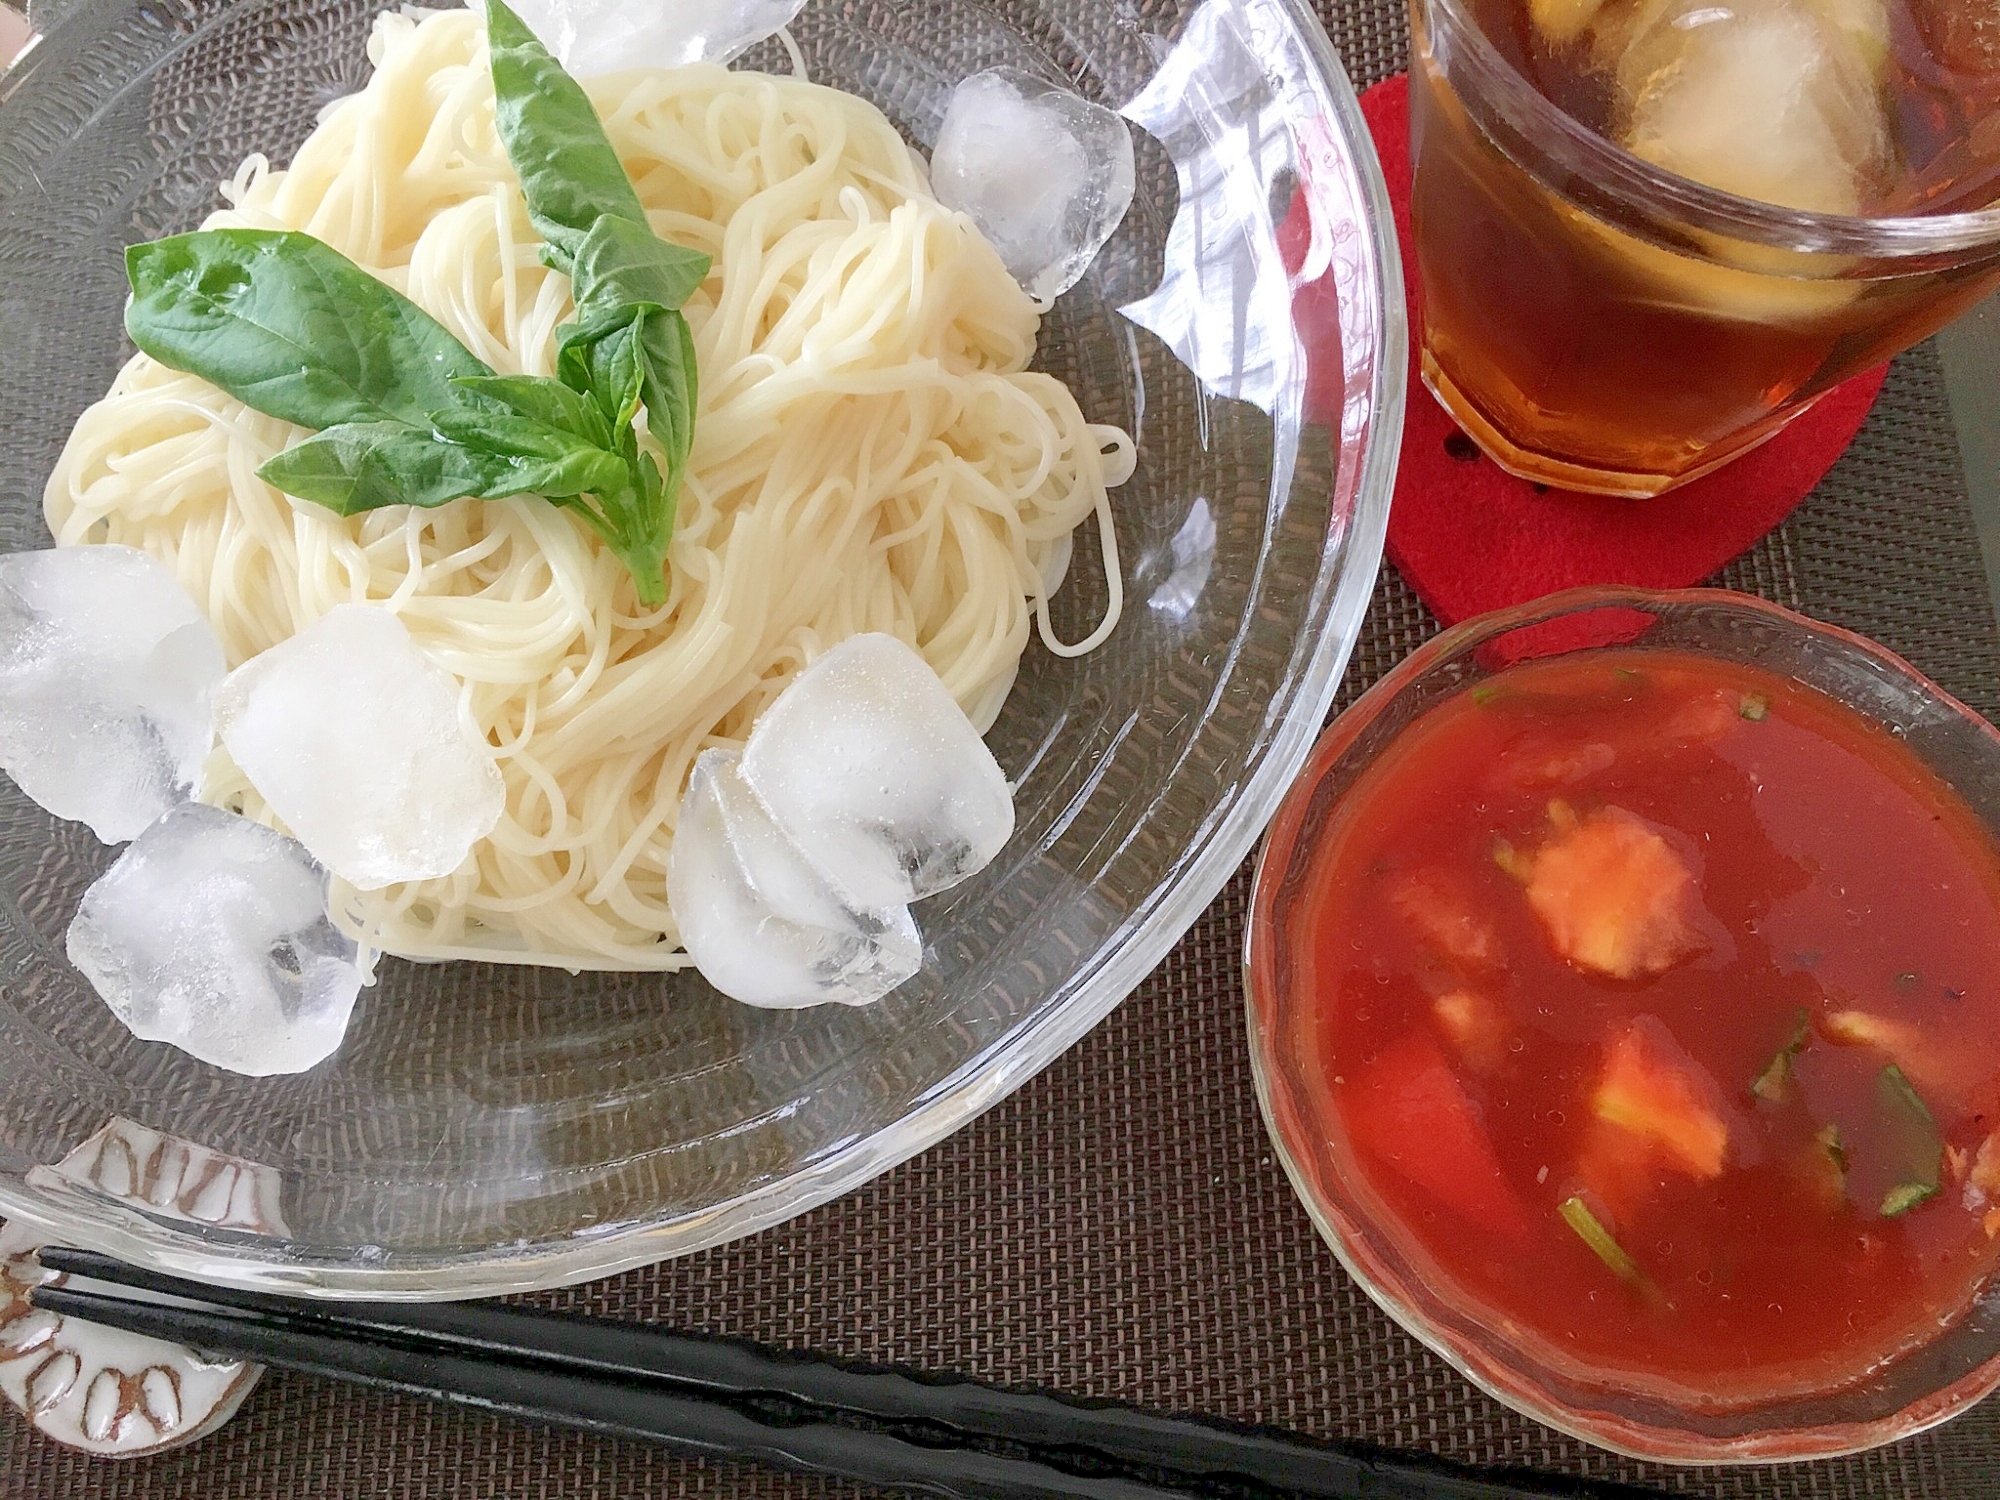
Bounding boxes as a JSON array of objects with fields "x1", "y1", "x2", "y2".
[{"x1": 44, "y1": 5, "x2": 1133, "y2": 971}]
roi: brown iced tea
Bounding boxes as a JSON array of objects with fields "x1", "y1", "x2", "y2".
[{"x1": 1411, "y1": 0, "x2": 2000, "y2": 495}]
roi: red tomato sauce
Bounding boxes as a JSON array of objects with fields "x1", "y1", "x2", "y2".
[{"x1": 1300, "y1": 650, "x2": 2000, "y2": 1399}]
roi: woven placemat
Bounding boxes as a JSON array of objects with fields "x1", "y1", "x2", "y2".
[{"x1": 9, "y1": 3, "x2": 2000, "y2": 1497}]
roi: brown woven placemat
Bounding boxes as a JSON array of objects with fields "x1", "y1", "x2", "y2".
[{"x1": 10, "y1": 7, "x2": 2000, "y2": 1500}]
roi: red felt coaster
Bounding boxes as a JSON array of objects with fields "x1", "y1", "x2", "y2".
[{"x1": 1355, "y1": 73, "x2": 1888, "y2": 626}]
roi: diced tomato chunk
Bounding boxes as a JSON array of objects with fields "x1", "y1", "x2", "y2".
[
  {"x1": 1659, "y1": 688, "x2": 1740, "y2": 746},
  {"x1": 1498, "y1": 739, "x2": 1618, "y2": 791},
  {"x1": 1824, "y1": 1009, "x2": 1922, "y2": 1058},
  {"x1": 1914, "y1": 0, "x2": 2000, "y2": 75},
  {"x1": 1432, "y1": 989, "x2": 1510, "y2": 1073},
  {"x1": 1973, "y1": 1128, "x2": 2000, "y2": 1197},
  {"x1": 1525, "y1": 806, "x2": 1706, "y2": 979},
  {"x1": 1823, "y1": 1010, "x2": 1990, "y2": 1119},
  {"x1": 1492, "y1": 687, "x2": 1734, "y2": 793},
  {"x1": 1387, "y1": 868, "x2": 1501, "y2": 974},
  {"x1": 1346, "y1": 1033, "x2": 1530, "y2": 1240},
  {"x1": 1592, "y1": 1016, "x2": 1730, "y2": 1180}
]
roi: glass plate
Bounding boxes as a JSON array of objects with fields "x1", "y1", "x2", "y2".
[{"x1": 0, "y1": 0, "x2": 1402, "y2": 1296}]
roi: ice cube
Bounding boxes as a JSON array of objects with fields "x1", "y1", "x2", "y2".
[
  {"x1": 1812, "y1": 0, "x2": 1892, "y2": 75},
  {"x1": 504, "y1": 0, "x2": 807, "y2": 75},
  {"x1": 739, "y1": 633, "x2": 1015, "y2": 910},
  {"x1": 669, "y1": 749, "x2": 921, "y2": 1008},
  {"x1": 709, "y1": 749, "x2": 861, "y2": 933},
  {"x1": 66, "y1": 802, "x2": 363, "y2": 1076},
  {"x1": 1616, "y1": 0, "x2": 1891, "y2": 214},
  {"x1": 1531, "y1": 0, "x2": 1610, "y2": 45},
  {"x1": 930, "y1": 68, "x2": 1136, "y2": 305},
  {"x1": 212, "y1": 604, "x2": 504, "y2": 890},
  {"x1": 0, "y1": 545, "x2": 224, "y2": 844}
]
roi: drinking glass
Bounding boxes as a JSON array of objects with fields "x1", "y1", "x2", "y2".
[{"x1": 1409, "y1": 0, "x2": 2000, "y2": 496}]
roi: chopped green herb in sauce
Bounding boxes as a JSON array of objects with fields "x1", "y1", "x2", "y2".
[
  {"x1": 1561, "y1": 1196, "x2": 1641, "y2": 1282},
  {"x1": 1882, "y1": 1181, "x2": 1940, "y2": 1217},
  {"x1": 1817, "y1": 1123, "x2": 1848, "y2": 1175},
  {"x1": 1750, "y1": 1008, "x2": 1810, "y2": 1103}
]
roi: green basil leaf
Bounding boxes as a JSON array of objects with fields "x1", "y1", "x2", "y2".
[
  {"x1": 428, "y1": 404, "x2": 627, "y2": 491},
  {"x1": 483, "y1": 0, "x2": 646, "y2": 275},
  {"x1": 560, "y1": 303, "x2": 697, "y2": 458},
  {"x1": 1881, "y1": 1181, "x2": 1939, "y2": 1217},
  {"x1": 450, "y1": 373, "x2": 612, "y2": 446},
  {"x1": 479, "y1": 0, "x2": 697, "y2": 610},
  {"x1": 559, "y1": 298, "x2": 657, "y2": 357},
  {"x1": 632, "y1": 447, "x2": 676, "y2": 577},
  {"x1": 1875, "y1": 1063, "x2": 1943, "y2": 1208},
  {"x1": 572, "y1": 213, "x2": 710, "y2": 313},
  {"x1": 638, "y1": 308, "x2": 700, "y2": 477},
  {"x1": 261, "y1": 419, "x2": 625, "y2": 515},
  {"x1": 126, "y1": 229, "x2": 491, "y2": 429},
  {"x1": 593, "y1": 457, "x2": 672, "y2": 608},
  {"x1": 558, "y1": 309, "x2": 649, "y2": 435},
  {"x1": 258, "y1": 422, "x2": 520, "y2": 514},
  {"x1": 490, "y1": 450, "x2": 639, "y2": 503}
]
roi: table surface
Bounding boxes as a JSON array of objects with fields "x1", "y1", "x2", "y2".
[
  {"x1": 10, "y1": 3, "x2": 2000, "y2": 1499},
  {"x1": 1936, "y1": 300, "x2": 2000, "y2": 621}
]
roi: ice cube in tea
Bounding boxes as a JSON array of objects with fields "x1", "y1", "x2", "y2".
[{"x1": 1615, "y1": 0, "x2": 1891, "y2": 215}]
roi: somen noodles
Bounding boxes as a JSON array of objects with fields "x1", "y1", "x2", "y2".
[{"x1": 45, "y1": 6, "x2": 1133, "y2": 971}]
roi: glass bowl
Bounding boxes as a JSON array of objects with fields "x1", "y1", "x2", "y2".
[
  {"x1": 0, "y1": 0, "x2": 1403, "y2": 1294},
  {"x1": 1246, "y1": 588, "x2": 2000, "y2": 1464}
]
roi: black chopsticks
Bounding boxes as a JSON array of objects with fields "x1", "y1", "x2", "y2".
[{"x1": 30, "y1": 1248, "x2": 1665, "y2": 1500}]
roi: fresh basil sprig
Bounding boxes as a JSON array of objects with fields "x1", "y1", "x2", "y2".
[
  {"x1": 118, "y1": 0, "x2": 711, "y2": 608},
  {"x1": 484, "y1": 0, "x2": 707, "y2": 569},
  {"x1": 125, "y1": 229, "x2": 634, "y2": 515}
]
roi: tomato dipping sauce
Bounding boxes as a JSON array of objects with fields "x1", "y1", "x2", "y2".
[{"x1": 1298, "y1": 650, "x2": 2000, "y2": 1401}]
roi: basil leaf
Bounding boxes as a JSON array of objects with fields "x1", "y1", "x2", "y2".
[
  {"x1": 258, "y1": 422, "x2": 522, "y2": 513},
  {"x1": 127, "y1": 209, "x2": 683, "y2": 608},
  {"x1": 428, "y1": 404, "x2": 627, "y2": 488},
  {"x1": 483, "y1": 0, "x2": 645, "y2": 275},
  {"x1": 592, "y1": 454, "x2": 673, "y2": 595},
  {"x1": 558, "y1": 309, "x2": 649, "y2": 435},
  {"x1": 559, "y1": 303, "x2": 697, "y2": 465},
  {"x1": 555, "y1": 303, "x2": 696, "y2": 606},
  {"x1": 638, "y1": 309, "x2": 700, "y2": 479},
  {"x1": 634, "y1": 445, "x2": 677, "y2": 574},
  {"x1": 480, "y1": 0, "x2": 696, "y2": 609},
  {"x1": 559, "y1": 298, "x2": 655, "y2": 359},
  {"x1": 1881, "y1": 1181, "x2": 1939, "y2": 1217},
  {"x1": 261, "y1": 419, "x2": 626, "y2": 514},
  {"x1": 486, "y1": 451, "x2": 639, "y2": 503},
  {"x1": 1875, "y1": 1063, "x2": 1943, "y2": 1212},
  {"x1": 127, "y1": 229, "x2": 491, "y2": 429},
  {"x1": 450, "y1": 373, "x2": 612, "y2": 446},
  {"x1": 573, "y1": 213, "x2": 710, "y2": 313}
]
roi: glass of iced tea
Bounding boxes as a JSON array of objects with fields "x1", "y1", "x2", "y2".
[{"x1": 1410, "y1": 0, "x2": 2000, "y2": 495}]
